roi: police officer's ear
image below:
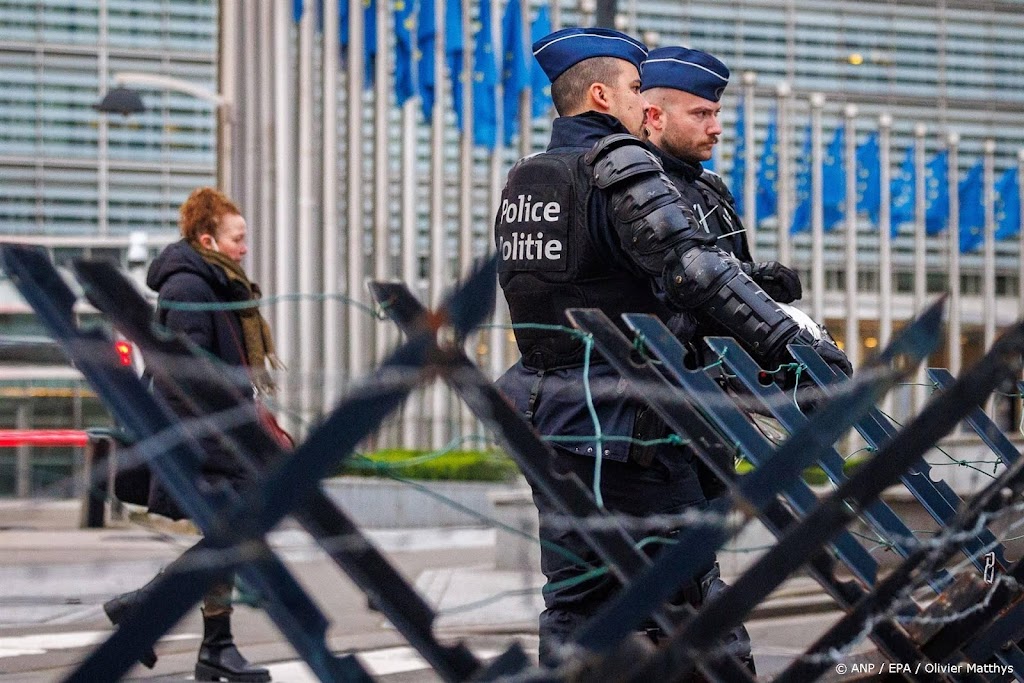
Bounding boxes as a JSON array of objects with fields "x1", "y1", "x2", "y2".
[
  {"x1": 589, "y1": 82, "x2": 610, "y2": 109},
  {"x1": 645, "y1": 103, "x2": 665, "y2": 133}
]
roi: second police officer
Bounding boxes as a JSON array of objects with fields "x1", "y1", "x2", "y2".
[{"x1": 640, "y1": 45, "x2": 803, "y2": 303}]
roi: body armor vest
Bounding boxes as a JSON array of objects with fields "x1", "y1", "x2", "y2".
[
  {"x1": 668, "y1": 169, "x2": 751, "y2": 262},
  {"x1": 496, "y1": 148, "x2": 672, "y2": 370}
]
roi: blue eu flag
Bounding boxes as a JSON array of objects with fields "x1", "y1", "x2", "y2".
[
  {"x1": 530, "y1": 6, "x2": 552, "y2": 119},
  {"x1": 822, "y1": 127, "x2": 845, "y2": 231},
  {"x1": 501, "y1": 0, "x2": 529, "y2": 146},
  {"x1": 447, "y1": 0, "x2": 465, "y2": 128},
  {"x1": 996, "y1": 167, "x2": 1021, "y2": 240},
  {"x1": 790, "y1": 124, "x2": 812, "y2": 234},
  {"x1": 340, "y1": 0, "x2": 377, "y2": 86},
  {"x1": 472, "y1": 0, "x2": 498, "y2": 147},
  {"x1": 958, "y1": 159, "x2": 985, "y2": 252},
  {"x1": 417, "y1": 0, "x2": 436, "y2": 119},
  {"x1": 890, "y1": 145, "x2": 915, "y2": 234},
  {"x1": 394, "y1": 0, "x2": 417, "y2": 105},
  {"x1": 756, "y1": 110, "x2": 778, "y2": 220},
  {"x1": 925, "y1": 150, "x2": 949, "y2": 235},
  {"x1": 729, "y1": 99, "x2": 746, "y2": 213},
  {"x1": 856, "y1": 131, "x2": 881, "y2": 226}
]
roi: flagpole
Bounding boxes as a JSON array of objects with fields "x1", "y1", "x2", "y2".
[
  {"x1": 742, "y1": 71, "x2": 756, "y2": 259},
  {"x1": 983, "y1": 139, "x2": 997, "y2": 418},
  {"x1": 878, "y1": 113, "x2": 893, "y2": 417},
  {"x1": 844, "y1": 104, "x2": 859, "y2": 370},
  {"x1": 550, "y1": 0, "x2": 561, "y2": 30},
  {"x1": 518, "y1": 0, "x2": 532, "y2": 157},
  {"x1": 374, "y1": 0, "x2": 395, "y2": 443},
  {"x1": 809, "y1": 92, "x2": 824, "y2": 324},
  {"x1": 323, "y1": 0, "x2": 341, "y2": 410},
  {"x1": 297, "y1": 0, "x2": 320, "y2": 432},
  {"x1": 273, "y1": 0, "x2": 297, "y2": 434},
  {"x1": 401, "y1": 100, "x2": 421, "y2": 447},
  {"x1": 490, "y1": 150, "x2": 509, "y2": 383},
  {"x1": 458, "y1": 0, "x2": 476, "y2": 442},
  {"x1": 912, "y1": 123, "x2": 927, "y2": 414},
  {"x1": 983, "y1": 139, "x2": 997, "y2": 351},
  {"x1": 459, "y1": 4, "x2": 474, "y2": 279},
  {"x1": 258, "y1": 2, "x2": 275, "y2": 321},
  {"x1": 776, "y1": 82, "x2": 792, "y2": 267},
  {"x1": 218, "y1": 0, "x2": 240, "y2": 199},
  {"x1": 240, "y1": 1, "x2": 258, "y2": 278},
  {"x1": 347, "y1": 0, "x2": 367, "y2": 424},
  {"x1": 946, "y1": 132, "x2": 961, "y2": 378},
  {"x1": 489, "y1": 0, "x2": 508, "y2": 385},
  {"x1": 429, "y1": 0, "x2": 449, "y2": 449}
]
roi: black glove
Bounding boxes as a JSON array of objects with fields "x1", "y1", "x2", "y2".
[
  {"x1": 781, "y1": 334, "x2": 852, "y2": 413},
  {"x1": 806, "y1": 336, "x2": 853, "y2": 378},
  {"x1": 741, "y1": 261, "x2": 803, "y2": 303}
]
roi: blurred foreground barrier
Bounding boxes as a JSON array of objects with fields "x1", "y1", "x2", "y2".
[{"x1": 6, "y1": 240, "x2": 1024, "y2": 682}]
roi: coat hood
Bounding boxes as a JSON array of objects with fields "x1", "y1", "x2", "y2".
[{"x1": 146, "y1": 239, "x2": 227, "y2": 293}]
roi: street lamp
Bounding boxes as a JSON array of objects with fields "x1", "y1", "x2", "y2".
[{"x1": 94, "y1": 71, "x2": 234, "y2": 193}]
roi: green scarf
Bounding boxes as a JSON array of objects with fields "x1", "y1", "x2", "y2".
[{"x1": 195, "y1": 245, "x2": 282, "y2": 395}]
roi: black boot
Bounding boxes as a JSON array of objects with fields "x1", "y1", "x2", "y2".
[
  {"x1": 102, "y1": 587, "x2": 158, "y2": 669},
  {"x1": 194, "y1": 613, "x2": 271, "y2": 683}
]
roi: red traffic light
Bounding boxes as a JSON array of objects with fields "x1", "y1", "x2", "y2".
[{"x1": 114, "y1": 340, "x2": 133, "y2": 366}]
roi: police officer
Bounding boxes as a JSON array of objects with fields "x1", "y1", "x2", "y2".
[
  {"x1": 641, "y1": 45, "x2": 802, "y2": 304},
  {"x1": 494, "y1": 27, "x2": 851, "y2": 669}
]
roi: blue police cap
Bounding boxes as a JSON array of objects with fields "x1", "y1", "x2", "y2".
[
  {"x1": 532, "y1": 27, "x2": 648, "y2": 84},
  {"x1": 640, "y1": 47, "x2": 730, "y2": 102}
]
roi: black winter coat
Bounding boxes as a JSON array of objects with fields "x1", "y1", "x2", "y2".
[{"x1": 143, "y1": 240, "x2": 259, "y2": 520}]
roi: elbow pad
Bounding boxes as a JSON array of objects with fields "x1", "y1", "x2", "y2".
[{"x1": 667, "y1": 245, "x2": 802, "y2": 366}]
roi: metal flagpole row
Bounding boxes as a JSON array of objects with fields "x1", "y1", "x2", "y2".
[{"x1": 244, "y1": 12, "x2": 1024, "y2": 448}]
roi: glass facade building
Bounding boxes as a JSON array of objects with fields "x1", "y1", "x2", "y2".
[
  {"x1": 0, "y1": 0, "x2": 218, "y2": 494},
  {"x1": 0, "y1": 0, "x2": 217, "y2": 244}
]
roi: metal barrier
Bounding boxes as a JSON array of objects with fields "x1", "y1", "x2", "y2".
[
  {"x1": 0, "y1": 428, "x2": 122, "y2": 528},
  {"x1": 5, "y1": 240, "x2": 1024, "y2": 682}
]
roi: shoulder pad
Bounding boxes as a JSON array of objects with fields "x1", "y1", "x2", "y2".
[
  {"x1": 698, "y1": 169, "x2": 736, "y2": 205},
  {"x1": 583, "y1": 133, "x2": 643, "y2": 164},
  {"x1": 586, "y1": 135, "x2": 665, "y2": 190}
]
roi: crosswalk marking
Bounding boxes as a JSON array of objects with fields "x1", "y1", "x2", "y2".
[
  {"x1": 0, "y1": 630, "x2": 197, "y2": 659},
  {"x1": 262, "y1": 646, "x2": 506, "y2": 681}
]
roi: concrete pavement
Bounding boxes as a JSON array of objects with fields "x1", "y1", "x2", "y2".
[{"x1": 0, "y1": 499, "x2": 857, "y2": 681}]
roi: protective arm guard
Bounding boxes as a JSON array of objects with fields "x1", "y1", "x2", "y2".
[
  {"x1": 588, "y1": 134, "x2": 846, "y2": 371},
  {"x1": 670, "y1": 246, "x2": 805, "y2": 366}
]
